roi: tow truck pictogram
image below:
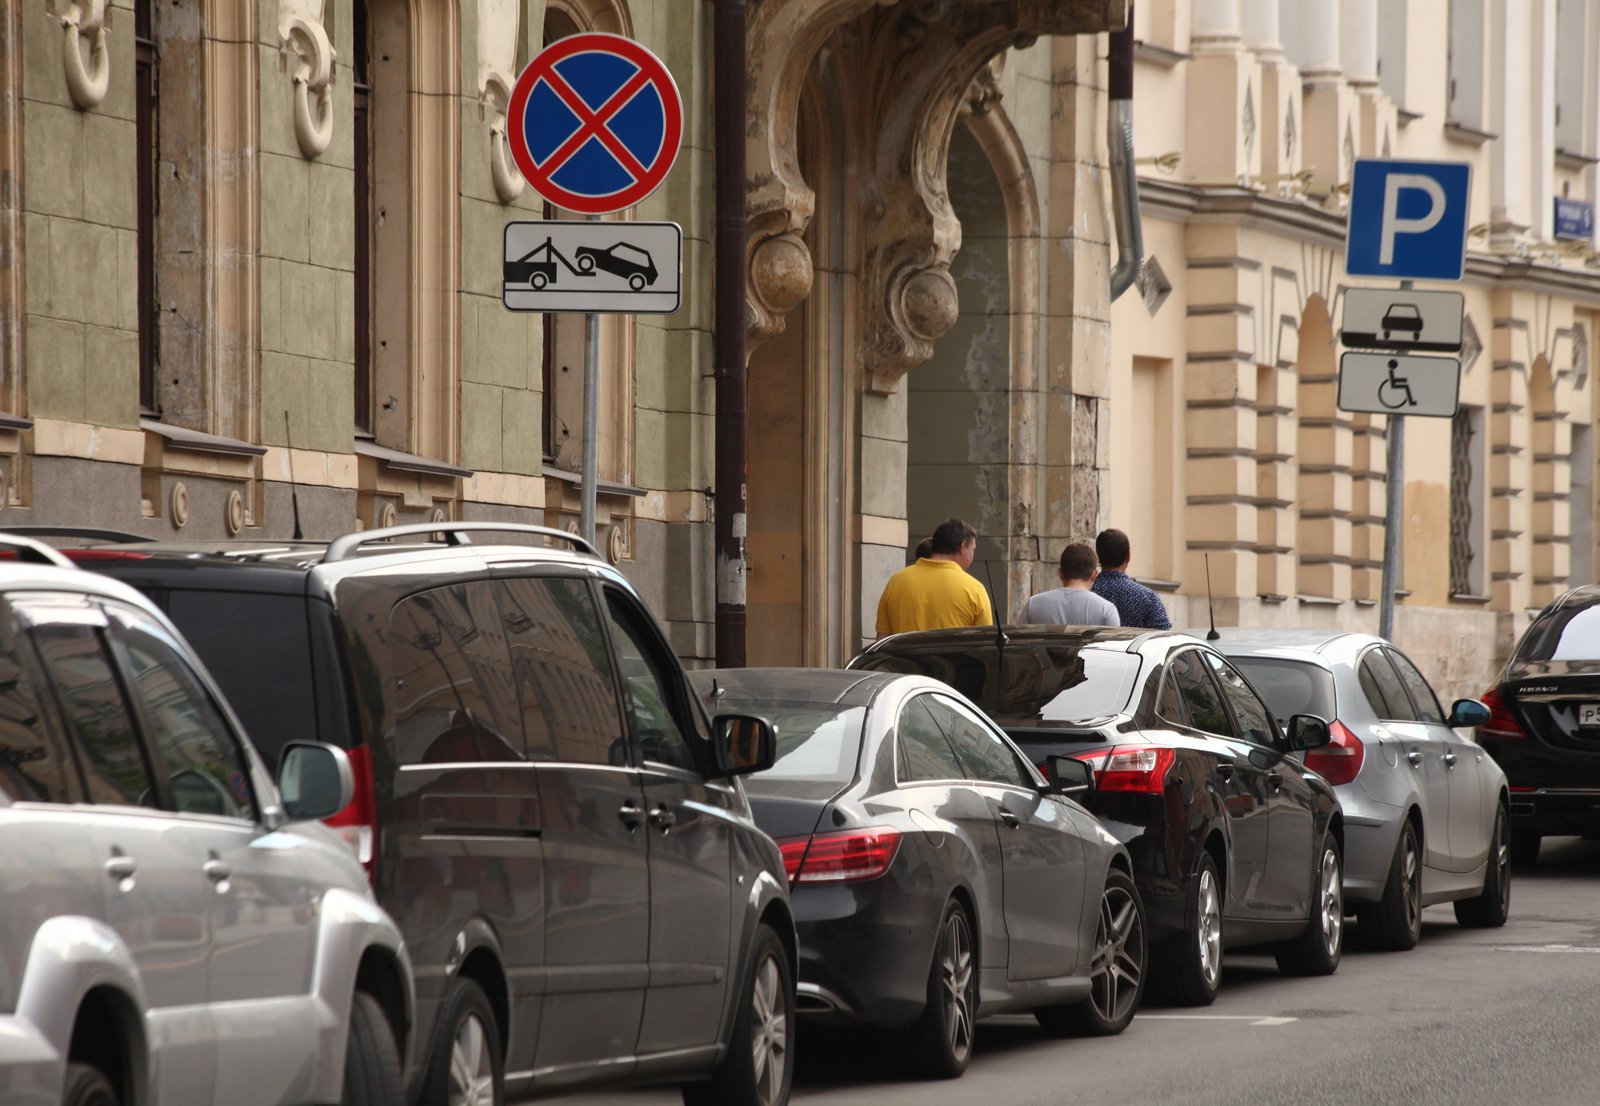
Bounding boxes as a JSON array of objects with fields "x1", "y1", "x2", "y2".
[
  {"x1": 503, "y1": 237, "x2": 586, "y2": 290},
  {"x1": 503, "y1": 237, "x2": 660, "y2": 292}
]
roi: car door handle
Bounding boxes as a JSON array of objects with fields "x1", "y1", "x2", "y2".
[
  {"x1": 1406, "y1": 749, "x2": 1422, "y2": 766},
  {"x1": 1214, "y1": 763, "x2": 1236, "y2": 781},
  {"x1": 1267, "y1": 773, "x2": 1284, "y2": 791},
  {"x1": 203, "y1": 858, "x2": 231, "y2": 883},
  {"x1": 618, "y1": 801, "x2": 644, "y2": 832},
  {"x1": 997, "y1": 808, "x2": 1021, "y2": 828},
  {"x1": 1441, "y1": 752, "x2": 1458, "y2": 768},
  {"x1": 104, "y1": 855, "x2": 136, "y2": 881},
  {"x1": 649, "y1": 806, "x2": 677, "y2": 832}
]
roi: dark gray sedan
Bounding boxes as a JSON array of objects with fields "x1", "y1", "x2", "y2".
[{"x1": 690, "y1": 668, "x2": 1146, "y2": 1080}]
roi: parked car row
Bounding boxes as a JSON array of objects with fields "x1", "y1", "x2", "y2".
[{"x1": 2, "y1": 522, "x2": 1554, "y2": 1106}]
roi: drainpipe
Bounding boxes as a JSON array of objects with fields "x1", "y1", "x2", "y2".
[
  {"x1": 1108, "y1": 4, "x2": 1143, "y2": 300},
  {"x1": 713, "y1": 0, "x2": 748, "y2": 667}
]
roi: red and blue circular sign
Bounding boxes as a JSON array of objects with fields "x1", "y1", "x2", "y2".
[{"x1": 507, "y1": 33, "x2": 684, "y2": 216}]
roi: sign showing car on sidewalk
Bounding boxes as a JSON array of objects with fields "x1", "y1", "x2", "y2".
[
  {"x1": 502, "y1": 220, "x2": 681, "y2": 314},
  {"x1": 1340, "y1": 288, "x2": 1464, "y2": 353}
]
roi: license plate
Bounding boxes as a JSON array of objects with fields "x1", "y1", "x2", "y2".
[{"x1": 1580, "y1": 705, "x2": 1600, "y2": 727}]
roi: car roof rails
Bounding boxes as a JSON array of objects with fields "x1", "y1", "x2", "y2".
[
  {"x1": 0, "y1": 534, "x2": 78, "y2": 569},
  {"x1": 0, "y1": 526, "x2": 153, "y2": 544},
  {"x1": 323, "y1": 521, "x2": 599, "y2": 563}
]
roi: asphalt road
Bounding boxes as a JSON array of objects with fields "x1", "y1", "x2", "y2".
[{"x1": 542, "y1": 835, "x2": 1600, "y2": 1106}]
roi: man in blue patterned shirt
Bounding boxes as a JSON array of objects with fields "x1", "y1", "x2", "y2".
[{"x1": 1090, "y1": 528, "x2": 1172, "y2": 630}]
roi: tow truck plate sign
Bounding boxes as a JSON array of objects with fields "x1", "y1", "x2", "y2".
[{"x1": 502, "y1": 220, "x2": 681, "y2": 314}]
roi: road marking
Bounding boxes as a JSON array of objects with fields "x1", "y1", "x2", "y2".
[
  {"x1": 1495, "y1": 944, "x2": 1600, "y2": 954},
  {"x1": 1139, "y1": 1014, "x2": 1298, "y2": 1027}
]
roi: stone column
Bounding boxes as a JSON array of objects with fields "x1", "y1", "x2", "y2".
[
  {"x1": 1241, "y1": 0, "x2": 1280, "y2": 55},
  {"x1": 1191, "y1": 0, "x2": 1242, "y2": 45},
  {"x1": 1299, "y1": 2, "x2": 1342, "y2": 83},
  {"x1": 1185, "y1": 0, "x2": 1258, "y2": 184},
  {"x1": 1299, "y1": 0, "x2": 1352, "y2": 198},
  {"x1": 1244, "y1": 0, "x2": 1300, "y2": 189},
  {"x1": 1339, "y1": 0, "x2": 1378, "y2": 87}
]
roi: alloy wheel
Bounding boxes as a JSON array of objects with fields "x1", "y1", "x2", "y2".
[
  {"x1": 1402, "y1": 831, "x2": 1421, "y2": 937},
  {"x1": 1089, "y1": 883, "x2": 1145, "y2": 1025},
  {"x1": 749, "y1": 952, "x2": 789, "y2": 1106},
  {"x1": 939, "y1": 911, "x2": 975, "y2": 1065},
  {"x1": 448, "y1": 1012, "x2": 495, "y2": 1106},
  {"x1": 1197, "y1": 867, "x2": 1222, "y2": 988},
  {"x1": 1493, "y1": 813, "x2": 1511, "y2": 914},
  {"x1": 1318, "y1": 847, "x2": 1344, "y2": 958}
]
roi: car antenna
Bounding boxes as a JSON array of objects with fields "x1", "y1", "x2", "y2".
[
  {"x1": 980, "y1": 555, "x2": 1009, "y2": 648},
  {"x1": 1204, "y1": 552, "x2": 1220, "y2": 641},
  {"x1": 283, "y1": 410, "x2": 304, "y2": 541}
]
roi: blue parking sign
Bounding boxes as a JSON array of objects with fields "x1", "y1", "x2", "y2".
[{"x1": 1345, "y1": 159, "x2": 1472, "y2": 282}]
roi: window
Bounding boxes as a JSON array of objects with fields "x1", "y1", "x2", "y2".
[
  {"x1": 1447, "y1": 0, "x2": 1485, "y2": 130},
  {"x1": 1168, "y1": 649, "x2": 1230, "y2": 736},
  {"x1": 106, "y1": 609, "x2": 255, "y2": 820},
  {"x1": 0, "y1": 614, "x2": 73, "y2": 804},
  {"x1": 388, "y1": 586, "x2": 522, "y2": 766},
  {"x1": 931, "y1": 696, "x2": 1033, "y2": 789},
  {"x1": 1232, "y1": 659, "x2": 1337, "y2": 727},
  {"x1": 1358, "y1": 649, "x2": 1415, "y2": 721},
  {"x1": 1519, "y1": 603, "x2": 1600, "y2": 663},
  {"x1": 1205, "y1": 653, "x2": 1279, "y2": 747},
  {"x1": 897, "y1": 696, "x2": 966, "y2": 783},
  {"x1": 353, "y1": 0, "x2": 373, "y2": 434},
  {"x1": 135, "y1": 0, "x2": 159, "y2": 413},
  {"x1": 499, "y1": 576, "x2": 624, "y2": 764},
  {"x1": 1154, "y1": 667, "x2": 1187, "y2": 726},
  {"x1": 1449, "y1": 405, "x2": 1485, "y2": 595},
  {"x1": 1386, "y1": 650, "x2": 1444, "y2": 724},
  {"x1": 34, "y1": 623, "x2": 154, "y2": 807},
  {"x1": 603, "y1": 591, "x2": 696, "y2": 772},
  {"x1": 1554, "y1": 0, "x2": 1592, "y2": 156},
  {"x1": 1377, "y1": 0, "x2": 1408, "y2": 107}
]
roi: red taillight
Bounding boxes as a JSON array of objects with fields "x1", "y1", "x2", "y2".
[
  {"x1": 1075, "y1": 745, "x2": 1175, "y2": 794},
  {"x1": 62, "y1": 549, "x2": 152, "y2": 562},
  {"x1": 1509, "y1": 785, "x2": 1537, "y2": 793},
  {"x1": 1305, "y1": 721, "x2": 1365, "y2": 786},
  {"x1": 1480, "y1": 687, "x2": 1529, "y2": 740},
  {"x1": 776, "y1": 828, "x2": 900, "y2": 884},
  {"x1": 323, "y1": 744, "x2": 377, "y2": 881}
]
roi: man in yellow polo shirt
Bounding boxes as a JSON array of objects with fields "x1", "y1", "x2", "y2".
[{"x1": 876, "y1": 517, "x2": 995, "y2": 637}]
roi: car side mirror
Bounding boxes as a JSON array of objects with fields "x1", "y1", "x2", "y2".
[
  {"x1": 278, "y1": 742, "x2": 354, "y2": 821},
  {"x1": 1286, "y1": 714, "x2": 1332, "y2": 752},
  {"x1": 711, "y1": 714, "x2": 777, "y2": 777},
  {"x1": 1045, "y1": 755, "x2": 1096, "y2": 802},
  {"x1": 1446, "y1": 698, "x2": 1492, "y2": 728}
]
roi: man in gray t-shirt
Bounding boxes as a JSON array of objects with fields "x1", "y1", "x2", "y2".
[{"x1": 1023, "y1": 542, "x2": 1121, "y2": 626}]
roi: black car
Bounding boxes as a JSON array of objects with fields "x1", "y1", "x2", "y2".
[
  {"x1": 1480, "y1": 585, "x2": 1600, "y2": 865},
  {"x1": 11, "y1": 523, "x2": 797, "y2": 1106},
  {"x1": 690, "y1": 667, "x2": 1146, "y2": 1079},
  {"x1": 852, "y1": 627, "x2": 1343, "y2": 1006}
]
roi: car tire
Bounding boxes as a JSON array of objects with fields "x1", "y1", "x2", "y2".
[
  {"x1": 1275, "y1": 832, "x2": 1344, "y2": 977},
  {"x1": 342, "y1": 991, "x2": 405, "y2": 1106},
  {"x1": 1510, "y1": 828, "x2": 1540, "y2": 869},
  {"x1": 902, "y1": 898, "x2": 978, "y2": 1079},
  {"x1": 63, "y1": 1062, "x2": 118, "y2": 1106},
  {"x1": 418, "y1": 977, "x2": 504, "y2": 1106},
  {"x1": 1149, "y1": 852, "x2": 1223, "y2": 1007},
  {"x1": 1455, "y1": 804, "x2": 1512, "y2": 929},
  {"x1": 1358, "y1": 820, "x2": 1423, "y2": 951},
  {"x1": 1034, "y1": 868, "x2": 1146, "y2": 1037},
  {"x1": 682, "y1": 924, "x2": 793, "y2": 1106}
]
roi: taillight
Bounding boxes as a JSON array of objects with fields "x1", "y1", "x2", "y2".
[
  {"x1": 776, "y1": 828, "x2": 900, "y2": 884},
  {"x1": 323, "y1": 744, "x2": 377, "y2": 881},
  {"x1": 1305, "y1": 721, "x2": 1365, "y2": 786},
  {"x1": 1075, "y1": 745, "x2": 1175, "y2": 794},
  {"x1": 1480, "y1": 687, "x2": 1529, "y2": 740}
]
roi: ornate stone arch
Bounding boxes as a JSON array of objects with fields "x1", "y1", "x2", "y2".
[{"x1": 544, "y1": 0, "x2": 633, "y2": 35}]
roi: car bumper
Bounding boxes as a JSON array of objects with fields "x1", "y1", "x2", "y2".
[
  {"x1": 1092, "y1": 794, "x2": 1190, "y2": 946},
  {"x1": 1330, "y1": 790, "x2": 1406, "y2": 904},
  {"x1": 1504, "y1": 788, "x2": 1600, "y2": 837},
  {"x1": 0, "y1": 1015, "x2": 61, "y2": 1106}
]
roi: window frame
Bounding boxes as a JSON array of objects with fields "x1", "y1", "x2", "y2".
[
  {"x1": 1165, "y1": 646, "x2": 1233, "y2": 739},
  {"x1": 892, "y1": 692, "x2": 968, "y2": 787},
  {"x1": 929, "y1": 692, "x2": 1040, "y2": 792},
  {"x1": 1356, "y1": 645, "x2": 1420, "y2": 723},
  {"x1": 135, "y1": 0, "x2": 159, "y2": 416},
  {"x1": 596, "y1": 582, "x2": 707, "y2": 777},
  {"x1": 0, "y1": 600, "x2": 86, "y2": 806},
  {"x1": 1384, "y1": 647, "x2": 1446, "y2": 725},
  {"x1": 1203, "y1": 651, "x2": 1285, "y2": 751}
]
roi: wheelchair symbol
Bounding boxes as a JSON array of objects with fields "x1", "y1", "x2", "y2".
[{"x1": 1378, "y1": 359, "x2": 1417, "y2": 410}]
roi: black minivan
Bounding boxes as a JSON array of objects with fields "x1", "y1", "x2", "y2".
[{"x1": 18, "y1": 523, "x2": 797, "y2": 1106}]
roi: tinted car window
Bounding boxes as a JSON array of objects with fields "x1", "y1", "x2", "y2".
[
  {"x1": 897, "y1": 696, "x2": 967, "y2": 783},
  {"x1": 1358, "y1": 650, "x2": 1413, "y2": 720},
  {"x1": 930, "y1": 695, "x2": 1033, "y2": 788},
  {"x1": 748, "y1": 703, "x2": 866, "y2": 782},
  {"x1": 604, "y1": 592, "x2": 697, "y2": 773},
  {"x1": 1231, "y1": 659, "x2": 1336, "y2": 725},
  {"x1": 1169, "y1": 649, "x2": 1231, "y2": 736},
  {"x1": 0, "y1": 611, "x2": 74, "y2": 804},
  {"x1": 1153, "y1": 666, "x2": 1188, "y2": 726},
  {"x1": 389, "y1": 585, "x2": 522, "y2": 766},
  {"x1": 498, "y1": 576, "x2": 623, "y2": 765},
  {"x1": 34, "y1": 623, "x2": 155, "y2": 807},
  {"x1": 1514, "y1": 603, "x2": 1600, "y2": 663},
  {"x1": 107, "y1": 609, "x2": 256, "y2": 820},
  {"x1": 1205, "y1": 653, "x2": 1279, "y2": 746},
  {"x1": 160, "y1": 589, "x2": 317, "y2": 769},
  {"x1": 1386, "y1": 649, "x2": 1444, "y2": 724}
]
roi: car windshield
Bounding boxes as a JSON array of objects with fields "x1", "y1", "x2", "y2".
[
  {"x1": 746, "y1": 703, "x2": 865, "y2": 782},
  {"x1": 856, "y1": 644, "x2": 1140, "y2": 724},
  {"x1": 1230, "y1": 658, "x2": 1336, "y2": 725},
  {"x1": 1515, "y1": 604, "x2": 1600, "y2": 664}
]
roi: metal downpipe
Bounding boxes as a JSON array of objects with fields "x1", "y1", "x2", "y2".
[{"x1": 1108, "y1": 6, "x2": 1143, "y2": 301}]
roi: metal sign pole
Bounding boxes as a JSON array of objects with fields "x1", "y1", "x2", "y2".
[
  {"x1": 580, "y1": 219, "x2": 600, "y2": 545},
  {"x1": 1379, "y1": 278, "x2": 1414, "y2": 642}
]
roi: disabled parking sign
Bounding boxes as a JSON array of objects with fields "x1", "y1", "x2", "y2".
[
  {"x1": 1345, "y1": 159, "x2": 1473, "y2": 282},
  {"x1": 507, "y1": 33, "x2": 683, "y2": 216}
]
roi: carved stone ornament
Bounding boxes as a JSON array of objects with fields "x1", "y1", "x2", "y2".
[
  {"x1": 280, "y1": 2, "x2": 336, "y2": 160},
  {"x1": 749, "y1": 233, "x2": 815, "y2": 338},
  {"x1": 483, "y1": 71, "x2": 525, "y2": 204},
  {"x1": 478, "y1": 0, "x2": 524, "y2": 204},
  {"x1": 57, "y1": 0, "x2": 110, "y2": 111}
]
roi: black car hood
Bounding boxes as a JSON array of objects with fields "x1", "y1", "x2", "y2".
[{"x1": 743, "y1": 778, "x2": 850, "y2": 841}]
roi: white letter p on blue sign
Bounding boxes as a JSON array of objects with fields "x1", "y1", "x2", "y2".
[{"x1": 1347, "y1": 159, "x2": 1472, "y2": 282}]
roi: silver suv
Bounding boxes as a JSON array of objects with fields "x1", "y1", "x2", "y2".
[{"x1": 0, "y1": 538, "x2": 413, "y2": 1106}]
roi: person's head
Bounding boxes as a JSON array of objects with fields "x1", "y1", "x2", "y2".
[
  {"x1": 929, "y1": 517, "x2": 978, "y2": 568},
  {"x1": 1058, "y1": 542, "x2": 1099, "y2": 586},
  {"x1": 1096, "y1": 528, "x2": 1132, "y2": 571},
  {"x1": 914, "y1": 537, "x2": 934, "y2": 561}
]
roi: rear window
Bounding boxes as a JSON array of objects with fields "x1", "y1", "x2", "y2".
[
  {"x1": 1231, "y1": 659, "x2": 1336, "y2": 725},
  {"x1": 751, "y1": 704, "x2": 865, "y2": 783},
  {"x1": 1515, "y1": 604, "x2": 1600, "y2": 664},
  {"x1": 160, "y1": 589, "x2": 318, "y2": 769},
  {"x1": 855, "y1": 644, "x2": 1140, "y2": 724}
]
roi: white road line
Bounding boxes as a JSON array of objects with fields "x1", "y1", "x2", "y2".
[
  {"x1": 1494, "y1": 944, "x2": 1600, "y2": 953},
  {"x1": 1138, "y1": 1014, "x2": 1298, "y2": 1026}
]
